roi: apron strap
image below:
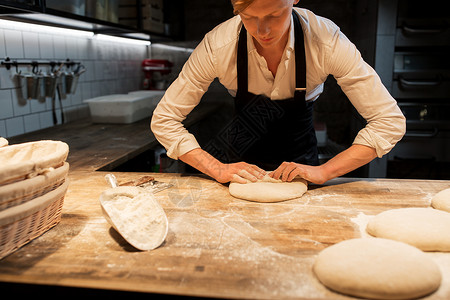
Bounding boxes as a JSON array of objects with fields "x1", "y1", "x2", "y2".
[
  {"x1": 292, "y1": 11, "x2": 306, "y2": 91},
  {"x1": 236, "y1": 24, "x2": 248, "y2": 97}
]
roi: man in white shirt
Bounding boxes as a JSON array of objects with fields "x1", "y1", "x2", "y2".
[{"x1": 151, "y1": 0, "x2": 406, "y2": 184}]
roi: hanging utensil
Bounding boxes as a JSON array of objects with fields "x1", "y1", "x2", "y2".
[
  {"x1": 65, "y1": 64, "x2": 86, "y2": 94},
  {"x1": 44, "y1": 73, "x2": 58, "y2": 98},
  {"x1": 15, "y1": 71, "x2": 27, "y2": 102},
  {"x1": 24, "y1": 73, "x2": 42, "y2": 100},
  {"x1": 38, "y1": 73, "x2": 46, "y2": 102},
  {"x1": 57, "y1": 72, "x2": 67, "y2": 100}
]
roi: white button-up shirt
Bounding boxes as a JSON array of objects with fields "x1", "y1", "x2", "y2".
[{"x1": 151, "y1": 8, "x2": 406, "y2": 160}]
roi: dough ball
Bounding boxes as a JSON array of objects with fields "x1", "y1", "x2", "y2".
[
  {"x1": 0, "y1": 137, "x2": 8, "y2": 147},
  {"x1": 229, "y1": 175, "x2": 307, "y2": 202},
  {"x1": 313, "y1": 238, "x2": 442, "y2": 299},
  {"x1": 431, "y1": 188, "x2": 450, "y2": 213},
  {"x1": 366, "y1": 207, "x2": 450, "y2": 251},
  {"x1": 100, "y1": 186, "x2": 168, "y2": 250}
]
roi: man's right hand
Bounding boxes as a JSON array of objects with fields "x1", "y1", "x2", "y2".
[{"x1": 179, "y1": 148, "x2": 265, "y2": 184}]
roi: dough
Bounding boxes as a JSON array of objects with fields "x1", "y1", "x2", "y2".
[
  {"x1": 366, "y1": 207, "x2": 450, "y2": 251},
  {"x1": 0, "y1": 137, "x2": 7, "y2": 147},
  {"x1": 313, "y1": 238, "x2": 442, "y2": 299},
  {"x1": 100, "y1": 186, "x2": 168, "y2": 250},
  {"x1": 431, "y1": 188, "x2": 450, "y2": 213},
  {"x1": 229, "y1": 175, "x2": 307, "y2": 202}
]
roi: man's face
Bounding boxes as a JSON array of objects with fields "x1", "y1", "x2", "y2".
[{"x1": 239, "y1": 0, "x2": 298, "y2": 50}]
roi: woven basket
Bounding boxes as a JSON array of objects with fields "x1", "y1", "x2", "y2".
[
  {"x1": 0, "y1": 140, "x2": 69, "y2": 186},
  {"x1": 0, "y1": 162, "x2": 69, "y2": 211},
  {"x1": 0, "y1": 180, "x2": 69, "y2": 260}
]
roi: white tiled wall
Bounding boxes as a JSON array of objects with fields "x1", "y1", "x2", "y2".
[{"x1": 0, "y1": 20, "x2": 149, "y2": 138}]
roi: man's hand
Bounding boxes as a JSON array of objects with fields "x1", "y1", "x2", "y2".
[
  {"x1": 179, "y1": 148, "x2": 266, "y2": 184},
  {"x1": 269, "y1": 162, "x2": 328, "y2": 184},
  {"x1": 213, "y1": 161, "x2": 266, "y2": 184},
  {"x1": 270, "y1": 145, "x2": 378, "y2": 184}
]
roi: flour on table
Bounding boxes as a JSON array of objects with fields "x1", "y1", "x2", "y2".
[{"x1": 350, "y1": 212, "x2": 373, "y2": 237}]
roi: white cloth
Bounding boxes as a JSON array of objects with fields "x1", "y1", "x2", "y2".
[{"x1": 151, "y1": 8, "x2": 406, "y2": 160}]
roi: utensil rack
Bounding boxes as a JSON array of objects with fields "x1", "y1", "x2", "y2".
[{"x1": 1, "y1": 57, "x2": 82, "y2": 72}]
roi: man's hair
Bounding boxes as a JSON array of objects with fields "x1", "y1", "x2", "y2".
[{"x1": 230, "y1": 0, "x2": 255, "y2": 15}]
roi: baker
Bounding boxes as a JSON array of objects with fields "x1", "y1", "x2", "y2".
[{"x1": 151, "y1": 0, "x2": 406, "y2": 184}]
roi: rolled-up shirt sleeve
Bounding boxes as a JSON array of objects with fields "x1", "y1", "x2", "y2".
[
  {"x1": 325, "y1": 27, "x2": 406, "y2": 157},
  {"x1": 151, "y1": 35, "x2": 217, "y2": 159}
]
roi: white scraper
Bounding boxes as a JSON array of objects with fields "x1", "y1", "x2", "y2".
[{"x1": 100, "y1": 174, "x2": 168, "y2": 250}]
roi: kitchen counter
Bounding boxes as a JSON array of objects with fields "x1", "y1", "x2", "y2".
[{"x1": 1, "y1": 109, "x2": 450, "y2": 298}]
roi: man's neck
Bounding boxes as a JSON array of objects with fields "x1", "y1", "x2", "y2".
[{"x1": 253, "y1": 29, "x2": 290, "y2": 77}]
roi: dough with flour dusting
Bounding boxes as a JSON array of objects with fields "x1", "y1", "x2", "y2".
[
  {"x1": 431, "y1": 188, "x2": 450, "y2": 213},
  {"x1": 366, "y1": 207, "x2": 450, "y2": 251},
  {"x1": 313, "y1": 238, "x2": 442, "y2": 299},
  {"x1": 229, "y1": 174, "x2": 307, "y2": 202},
  {"x1": 0, "y1": 137, "x2": 7, "y2": 147}
]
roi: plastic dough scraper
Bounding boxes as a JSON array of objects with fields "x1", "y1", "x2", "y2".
[{"x1": 100, "y1": 173, "x2": 169, "y2": 250}]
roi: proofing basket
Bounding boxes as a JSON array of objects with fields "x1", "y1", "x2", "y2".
[
  {"x1": 0, "y1": 180, "x2": 69, "y2": 259},
  {"x1": 0, "y1": 140, "x2": 69, "y2": 186},
  {"x1": 0, "y1": 162, "x2": 69, "y2": 211}
]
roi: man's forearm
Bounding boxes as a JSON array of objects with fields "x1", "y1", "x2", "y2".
[
  {"x1": 179, "y1": 148, "x2": 221, "y2": 179},
  {"x1": 321, "y1": 144, "x2": 377, "y2": 181}
]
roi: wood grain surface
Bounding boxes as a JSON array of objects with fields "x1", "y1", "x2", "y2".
[
  {"x1": 2, "y1": 116, "x2": 450, "y2": 299},
  {"x1": 1, "y1": 170, "x2": 449, "y2": 299}
]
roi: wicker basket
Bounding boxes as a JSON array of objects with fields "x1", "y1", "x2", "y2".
[
  {"x1": 0, "y1": 140, "x2": 69, "y2": 186},
  {"x1": 0, "y1": 180, "x2": 69, "y2": 260},
  {"x1": 0, "y1": 162, "x2": 69, "y2": 211}
]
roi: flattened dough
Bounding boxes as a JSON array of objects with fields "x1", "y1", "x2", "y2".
[
  {"x1": 313, "y1": 238, "x2": 442, "y2": 300},
  {"x1": 431, "y1": 188, "x2": 450, "y2": 213},
  {"x1": 229, "y1": 175, "x2": 307, "y2": 202},
  {"x1": 366, "y1": 207, "x2": 450, "y2": 251}
]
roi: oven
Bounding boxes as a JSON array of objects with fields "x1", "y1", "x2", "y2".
[{"x1": 385, "y1": 0, "x2": 450, "y2": 179}]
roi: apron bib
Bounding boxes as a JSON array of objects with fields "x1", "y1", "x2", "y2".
[{"x1": 204, "y1": 11, "x2": 319, "y2": 170}]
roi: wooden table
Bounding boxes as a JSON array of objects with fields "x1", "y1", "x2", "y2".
[{"x1": 1, "y1": 116, "x2": 450, "y2": 299}]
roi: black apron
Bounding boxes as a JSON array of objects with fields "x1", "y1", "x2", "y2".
[{"x1": 205, "y1": 11, "x2": 319, "y2": 170}]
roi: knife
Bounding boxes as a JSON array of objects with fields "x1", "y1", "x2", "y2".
[{"x1": 105, "y1": 173, "x2": 173, "y2": 193}]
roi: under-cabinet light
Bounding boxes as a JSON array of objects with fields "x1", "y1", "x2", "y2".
[
  {"x1": 93, "y1": 34, "x2": 151, "y2": 46},
  {"x1": 0, "y1": 19, "x2": 94, "y2": 38},
  {"x1": 151, "y1": 43, "x2": 194, "y2": 53},
  {"x1": 0, "y1": 19, "x2": 150, "y2": 45}
]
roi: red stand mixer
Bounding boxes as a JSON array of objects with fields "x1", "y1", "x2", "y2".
[{"x1": 142, "y1": 59, "x2": 173, "y2": 90}]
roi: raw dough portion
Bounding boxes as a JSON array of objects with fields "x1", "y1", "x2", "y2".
[
  {"x1": 313, "y1": 238, "x2": 442, "y2": 300},
  {"x1": 0, "y1": 137, "x2": 7, "y2": 147},
  {"x1": 100, "y1": 186, "x2": 168, "y2": 250},
  {"x1": 229, "y1": 175, "x2": 307, "y2": 202},
  {"x1": 366, "y1": 207, "x2": 450, "y2": 251},
  {"x1": 431, "y1": 188, "x2": 450, "y2": 213}
]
